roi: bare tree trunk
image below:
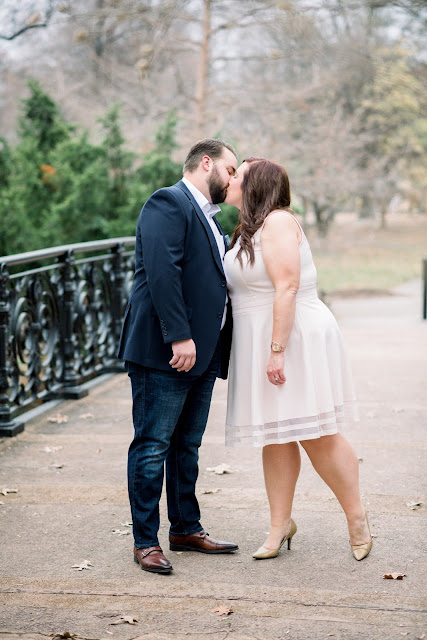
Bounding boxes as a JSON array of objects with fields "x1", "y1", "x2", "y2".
[
  {"x1": 195, "y1": 0, "x2": 211, "y2": 139},
  {"x1": 94, "y1": 0, "x2": 106, "y2": 59},
  {"x1": 359, "y1": 194, "x2": 374, "y2": 218},
  {"x1": 313, "y1": 201, "x2": 336, "y2": 237},
  {"x1": 380, "y1": 198, "x2": 388, "y2": 229}
]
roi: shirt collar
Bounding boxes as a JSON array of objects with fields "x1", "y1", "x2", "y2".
[{"x1": 182, "y1": 177, "x2": 221, "y2": 219}]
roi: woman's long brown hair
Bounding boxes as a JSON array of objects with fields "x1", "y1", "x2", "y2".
[{"x1": 230, "y1": 157, "x2": 292, "y2": 266}]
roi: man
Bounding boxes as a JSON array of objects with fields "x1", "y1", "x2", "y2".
[{"x1": 117, "y1": 138, "x2": 239, "y2": 574}]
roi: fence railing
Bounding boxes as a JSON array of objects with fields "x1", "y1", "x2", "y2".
[{"x1": 0, "y1": 238, "x2": 135, "y2": 436}]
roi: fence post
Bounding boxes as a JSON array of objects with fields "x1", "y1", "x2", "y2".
[
  {"x1": 0, "y1": 264, "x2": 24, "y2": 436},
  {"x1": 111, "y1": 243, "x2": 125, "y2": 345},
  {"x1": 58, "y1": 250, "x2": 88, "y2": 400}
]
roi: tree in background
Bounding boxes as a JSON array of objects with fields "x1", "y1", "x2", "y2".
[
  {"x1": 1, "y1": 0, "x2": 426, "y2": 237},
  {"x1": 0, "y1": 82, "x2": 183, "y2": 256},
  {"x1": 357, "y1": 46, "x2": 427, "y2": 227},
  {"x1": 104, "y1": 110, "x2": 183, "y2": 238}
]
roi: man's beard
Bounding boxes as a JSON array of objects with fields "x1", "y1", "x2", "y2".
[{"x1": 208, "y1": 165, "x2": 228, "y2": 204}]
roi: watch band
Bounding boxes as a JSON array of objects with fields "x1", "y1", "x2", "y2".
[{"x1": 271, "y1": 341, "x2": 285, "y2": 352}]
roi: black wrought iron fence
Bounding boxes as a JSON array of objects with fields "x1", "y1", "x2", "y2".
[{"x1": 0, "y1": 238, "x2": 135, "y2": 437}]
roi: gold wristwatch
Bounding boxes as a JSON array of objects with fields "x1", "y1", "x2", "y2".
[{"x1": 271, "y1": 341, "x2": 285, "y2": 352}]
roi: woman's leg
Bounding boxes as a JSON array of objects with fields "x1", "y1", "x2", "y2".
[
  {"x1": 261, "y1": 442, "x2": 301, "y2": 549},
  {"x1": 299, "y1": 433, "x2": 370, "y2": 545}
]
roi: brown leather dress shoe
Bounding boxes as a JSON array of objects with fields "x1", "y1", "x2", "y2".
[
  {"x1": 169, "y1": 530, "x2": 238, "y2": 554},
  {"x1": 133, "y1": 546, "x2": 173, "y2": 574}
]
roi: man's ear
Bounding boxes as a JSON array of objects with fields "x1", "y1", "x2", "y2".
[{"x1": 201, "y1": 155, "x2": 211, "y2": 172}]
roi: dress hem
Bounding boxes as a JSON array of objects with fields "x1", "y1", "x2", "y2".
[{"x1": 225, "y1": 402, "x2": 359, "y2": 448}]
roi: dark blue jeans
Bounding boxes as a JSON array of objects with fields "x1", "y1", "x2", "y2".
[{"x1": 126, "y1": 348, "x2": 218, "y2": 548}]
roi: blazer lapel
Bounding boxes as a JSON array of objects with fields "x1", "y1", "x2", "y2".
[
  {"x1": 212, "y1": 217, "x2": 230, "y2": 251},
  {"x1": 175, "y1": 181, "x2": 225, "y2": 275}
]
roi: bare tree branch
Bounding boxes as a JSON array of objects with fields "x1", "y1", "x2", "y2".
[{"x1": 0, "y1": 1, "x2": 55, "y2": 41}]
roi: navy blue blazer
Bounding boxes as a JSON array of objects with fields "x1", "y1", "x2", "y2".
[{"x1": 117, "y1": 180, "x2": 232, "y2": 378}]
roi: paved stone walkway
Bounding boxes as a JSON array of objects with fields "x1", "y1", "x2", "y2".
[{"x1": 0, "y1": 280, "x2": 425, "y2": 640}]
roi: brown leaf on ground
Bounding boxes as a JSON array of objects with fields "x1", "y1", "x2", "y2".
[
  {"x1": 1, "y1": 488, "x2": 18, "y2": 496},
  {"x1": 72, "y1": 560, "x2": 93, "y2": 571},
  {"x1": 110, "y1": 615, "x2": 138, "y2": 625},
  {"x1": 48, "y1": 413, "x2": 68, "y2": 424},
  {"x1": 206, "y1": 463, "x2": 234, "y2": 475},
  {"x1": 211, "y1": 606, "x2": 233, "y2": 616},
  {"x1": 201, "y1": 488, "x2": 220, "y2": 494},
  {"x1": 383, "y1": 572, "x2": 406, "y2": 580},
  {"x1": 112, "y1": 528, "x2": 130, "y2": 536},
  {"x1": 51, "y1": 633, "x2": 78, "y2": 640},
  {"x1": 406, "y1": 501, "x2": 423, "y2": 510}
]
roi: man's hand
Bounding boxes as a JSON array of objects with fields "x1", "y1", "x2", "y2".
[{"x1": 170, "y1": 339, "x2": 197, "y2": 372}]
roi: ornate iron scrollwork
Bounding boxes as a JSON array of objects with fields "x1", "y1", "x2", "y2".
[{"x1": 0, "y1": 238, "x2": 135, "y2": 436}]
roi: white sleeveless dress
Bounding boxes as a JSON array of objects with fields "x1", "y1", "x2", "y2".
[{"x1": 223, "y1": 214, "x2": 358, "y2": 447}]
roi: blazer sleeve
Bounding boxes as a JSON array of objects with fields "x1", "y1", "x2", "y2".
[{"x1": 139, "y1": 188, "x2": 192, "y2": 344}]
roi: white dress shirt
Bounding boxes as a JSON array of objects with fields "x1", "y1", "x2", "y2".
[{"x1": 182, "y1": 177, "x2": 227, "y2": 329}]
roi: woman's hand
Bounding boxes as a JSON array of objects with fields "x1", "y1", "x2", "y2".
[{"x1": 267, "y1": 352, "x2": 286, "y2": 385}]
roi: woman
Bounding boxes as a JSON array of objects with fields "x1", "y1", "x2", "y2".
[{"x1": 223, "y1": 158, "x2": 372, "y2": 561}]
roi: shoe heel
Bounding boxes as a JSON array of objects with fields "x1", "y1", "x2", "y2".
[
  {"x1": 287, "y1": 536, "x2": 293, "y2": 550},
  {"x1": 170, "y1": 543, "x2": 189, "y2": 551},
  {"x1": 133, "y1": 555, "x2": 139, "y2": 565}
]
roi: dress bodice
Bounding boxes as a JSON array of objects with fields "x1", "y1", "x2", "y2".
[{"x1": 224, "y1": 215, "x2": 318, "y2": 309}]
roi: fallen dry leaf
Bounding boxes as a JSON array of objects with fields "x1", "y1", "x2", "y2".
[
  {"x1": 50, "y1": 463, "x2": 64, "y2": 469},
  {"x1": 383, "y1": 572, "x2": 406, "y2": 580},
  {"x1": 112, "y1": 528, "x2": 130, "y2": 536},
  {"x1": 79, "y1": 413, "x2": 94, "y2": 419},
  {"x1": 206, "y1": 463, "x2": 234, "y2": 475},
  {"x1": 110, "y1": 615, "x2": 138, "y2": 625},
  {"x1": 52, "y1": 633, "x2": 77, "y2": 640},
  {"x1": 120, "y1": 521, "x2": 133, "y2": 527},
  {"x1": 48, "y1": 413, "x2": 68, "y2": 424},
  {"x1": 211, "y1": 606, "x2": 233, "y2": 616},
  {"x1": 1, "y1": 488, "x2": 18, "y2": 496},
  {"x1": 72, "y1": 560, "x2": 93, "y2": 571},
  {"x1": 201, "y1": 488, "x2": 220, "y2": 494},
  {"x1": 406, "y1": 501, "x2": 423, "y2": 510}
]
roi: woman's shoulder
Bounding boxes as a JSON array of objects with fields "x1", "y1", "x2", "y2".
[{"x1": 262, "y1": 209, "x2": 303, "y2": 236}]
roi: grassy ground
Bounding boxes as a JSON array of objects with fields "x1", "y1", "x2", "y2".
[{"x1": 305, "y1": 213, "x2": 427, "y2": 296}]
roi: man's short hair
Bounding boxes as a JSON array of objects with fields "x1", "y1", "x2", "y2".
[{"x1": 183, "y1": 138, "x2": 236, "y2": 173}]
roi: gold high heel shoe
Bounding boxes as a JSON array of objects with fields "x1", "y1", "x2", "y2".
[
  {"x1": 252, "y1": 519, "x2": 297, "y2": 559},
  {"x1": 350, "y1": 512, "x2": 373, "y2": 561}
]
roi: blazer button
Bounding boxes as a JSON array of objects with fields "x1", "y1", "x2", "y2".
[
  {"x1": 217, "y1": 313, "x2": 222, "y2": 319},
  {"x1": 221, "y1": 281, "x2": 226, "y2": 287}
]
